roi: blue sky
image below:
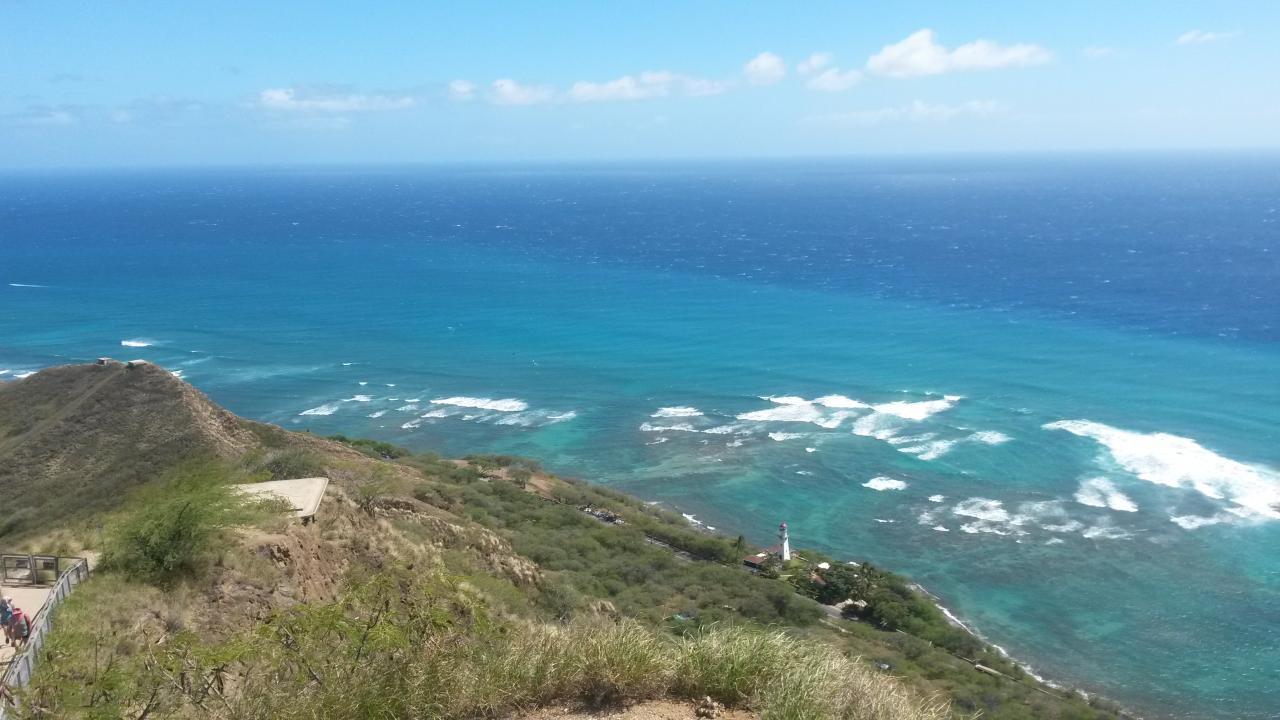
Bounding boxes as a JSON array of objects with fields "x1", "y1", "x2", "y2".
[{"x1": 2, "y1": 1, "x2": 1277, "y2": 167}]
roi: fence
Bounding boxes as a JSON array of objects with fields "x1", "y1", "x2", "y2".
[{"x1": 0, "y1": 557, "x2": 91, "y2": 717}]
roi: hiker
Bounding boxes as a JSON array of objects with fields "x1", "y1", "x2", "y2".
[
  {"x1": 0, "y1": 597, "x2": 11, "y2": 645},
  {"x1": 7, "y1": 606, "x2": 29, "y2": 648}
]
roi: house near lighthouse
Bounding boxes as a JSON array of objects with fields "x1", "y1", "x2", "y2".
[{"x1": 742, "y1": 521, "x2": 793, "y2": 570}]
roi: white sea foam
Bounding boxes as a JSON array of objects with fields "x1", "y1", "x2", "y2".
[
  {"x1": 814, "y1": 394, "x2": 869, "y2": 409},
  {"x1": 652, "y1": 406, "x2": 703, "y2": 418},
  {"x1": 873, "y1": 396, "x2": 960, "y2": 421},
  {"x1": 640, "y1": 422, "x2": 699, "y2": 433},
  {"x1": 420, "y1": 408, "x2": 453, "y2": 418},
  {"x1": 874, "y1": 518, "x2": 896, "y2": 523},
  {"x1": 396, "y1": 404, "x2": 420, "y2": 412},
  {"x1": 546, "y1": 411, "x2": 577, "y2": 423},
  {"x1": 805, "y1": 447, "x2": 817, "y2": 453},
  {"x1": 898, "y1": 438, "x2": 958, "y2": 461},
  {"x1": 863, "y1": 476, "x2": 907, "y2": 491},
  {"x1": 645, "y1": 437, "x2": 669, "y2": 446},
  {"x1": 1045, "y1": 419, "x2": 1280, "y2": 523},
  {"x1": 933, "y1": 525, "x2": 950, "y2": 532},
  {"x1": 8, "y1": 283, "x2": 46, "y2": 288},
  {"x1": 1074, "y1": 477, "x2": 1138, "y2": 512},
  {"x1": 494, "y1": 413, "x2": 538, "y2": 427},
  {"x1": 768, "y1": 432, "x2": 805, "y2": 442},
  {"x1": 953, "y1": 497, "x2": 1028, "y2": 536},
  {"x1": 0, "y1": 370, "x2": 9, "y2": 375},
  {"x1": 385, "y1": 383, "x2": 396, "y2": 387},
  {"x1": 369, "y1": 410, "x2": 388, "y2": 418},
  {"x1": 682, "y1": 513, "x2": 704, "y2": 527},
  {"x1": 299, "y1": 403, "x2": 340, "y2": 416},
  {"x1": 737, "y1": 403, "x2": 826, "y2": 424},
  {"x1": 1169, "y1": 513, "x2": 1234, "y2": 530},
  {"x1": 969, "y1": 430, "x2": 1012, "y2": 445},
  {"x1": 1040, "y1": 520, "x2": 1085, "y2": 533},
  {"x1": 888, "y1": 433, "x2": 936, "y2": 446},
  {"x1": 404, "y1": 398, "x2": 422, "y2": 403},
  {"x1": 1081, "y1": 523, "x2": 1132, "y2": 540},
  {"x1": 432, "y1": 396, "x2": 528, "y2": 412},
  {"x1": 14, "y1": 371, "x2": 36, "y2": 379},
  {"x1": 120, "y1": 339, "x2": 154, "y2": 348},
  {"x1": 763, "y1": 395, "x2": 808, "y2": 405},
  {"x1": 170, "y1": 370, "x2": 183, "y2": 378},
  {"x1": 344, "y1": 394, "x2": 373, "y2": 403},
  {"x1": 851, "y1": 412, "x2": 902, "y2": 440},
  {"x1": 700, "y1": 424, "x2": 738, "y2": 435},
  {"x1": 401, "y1": 419, "x2": 422, "y2": 429},
  {"x1": 928, "y1": 495, "x2": 946, "y2": 503},
  {"x1": 358, "y1": 381, "x2": 369, "y2": 386},
  {"x1": 739, "y1": 394, "x2": 867, "y2": 428}
]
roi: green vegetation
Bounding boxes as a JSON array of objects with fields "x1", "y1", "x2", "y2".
[
  {"x1": 2, "y1": 363, "x2": 1129, "y2": 720},
  {"x1": 791, "y1": 557, "x2": 982, "y2": 658},
  {"x1": 26, "y1": 570, "x2": 945, "y2": 720},
  {"x1": 326, "y1": 434, "x2": 412, "y2": 460},
  {"x1": 99, "y1": 461, "x2": 282, "y2": 585},
  {"x1": 403, "y1": 453, "x2": 819, "y2": 626}
]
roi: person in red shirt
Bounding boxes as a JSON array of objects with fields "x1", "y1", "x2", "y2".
[{"x1": 7, "y1": 607, "x2": 29, "y2": 648}]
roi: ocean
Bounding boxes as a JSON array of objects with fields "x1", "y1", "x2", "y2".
[{"x1": 2, "y1": 156, "x2": 1277, "y2": 718}]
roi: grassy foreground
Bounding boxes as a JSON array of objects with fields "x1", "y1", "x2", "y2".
[{"x1": 14, "y1": 425, "x2": 1127, "y2": 719}]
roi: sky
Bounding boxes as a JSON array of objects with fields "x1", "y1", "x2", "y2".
[{"x1": 2, "y1": 1, "x2": 1278, "y2": 168}]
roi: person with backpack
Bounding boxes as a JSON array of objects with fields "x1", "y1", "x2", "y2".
[
  {"x1": 7, "y1": 606, "x2": 29, "y2": 648},
  {"x1": 0, "y1": 597, "x2": 12, "y2": 646}
]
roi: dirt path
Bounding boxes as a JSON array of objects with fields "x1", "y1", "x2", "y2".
[{"x1": 513, "y1": 700, "x2": 757, "y2": 720}]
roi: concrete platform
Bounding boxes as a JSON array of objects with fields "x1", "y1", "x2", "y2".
[{"x1": 235, "y1": 477, "x2": 329, "y2": 519}]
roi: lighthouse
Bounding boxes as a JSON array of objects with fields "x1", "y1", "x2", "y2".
[{"x1": 779, "y1": 521, "x2": 791, "y2": 562}]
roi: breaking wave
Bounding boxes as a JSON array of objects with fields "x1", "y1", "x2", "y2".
[
  {"x1": 863, "y1": 476, "x2": 908, "y2": 491},
  {"x1": 1045, "y1": 419, "x2": 1280, "y2": 524},
  {"x1": 432, "y1": 396, "x2": 528, "y2": 412},
  {"x1": 1074, "y1": 477, "x2": 1138, "y2": 512}
]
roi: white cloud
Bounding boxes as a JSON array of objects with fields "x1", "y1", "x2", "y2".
[
  {"x1": 804, "y1": 99, "x2": 1008, "y2": 126},
  {"x1": 867, "y1": 29, "x2": 1050, "y2": 78},
  {"x1": 797, "y1": 52, "x2": 834, "y2": 76},
  {"x1": 9, "y1": 107, "x2": 78, "y2": 126},
  {"x1": 743, "y1": 52, "x2": 786, "y2": 85},
  {"x1": 448, "y1": 79, "x2": 476, "y2": 101},
  {"x1": 796, "y1": 52, "x2": 861, "y2": 92},
  {"x1": 489, "y1": 78, "x2": 554, "y2": 106},
  {"x1": 568, "y1": 71, "x2": 727, "y2": 102},
  {"x1": 258, "y1": 88, "x2": 414, "y2": 113},
  {"x1": 807, "y1": 67, "x2": 864, "y2": 92},
  {"x1": 1176, "y1": 30, "x2": 1238, "y2": 45},
  {"x1": 1082, "y1": 46, "x2": 1117, "y2": 59}
]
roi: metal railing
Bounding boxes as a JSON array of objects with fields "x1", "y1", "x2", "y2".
[{"x1": 0, "y1": 556, "x2": 90, "y2": 717}]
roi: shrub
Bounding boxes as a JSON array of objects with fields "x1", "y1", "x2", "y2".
[
  {"x1": 99, "y1": 462, "x2": 276, "y2": 585},
  {"x1": 327, "y1": 434, "x2": 411, "y2": 460},
  {"x1": 241, "y1": 447, "x2": 326, "y2": 480}
]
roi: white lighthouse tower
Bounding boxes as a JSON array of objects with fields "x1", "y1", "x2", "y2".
[{"x1": 779, "y1": 522, "x2": 791, "y2": 562}]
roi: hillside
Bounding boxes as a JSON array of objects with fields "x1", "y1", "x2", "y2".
[
  {"x1": 0, "y1": 361, "x2": 257, "y2": 538},
  {"x1": 0, "y1": 364, "x2": 1130, "y2": 719}
]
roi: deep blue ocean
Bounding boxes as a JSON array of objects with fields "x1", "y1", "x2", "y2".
[{"x1": 2, "y1": 156, "x2": 1277, "y2": 719}]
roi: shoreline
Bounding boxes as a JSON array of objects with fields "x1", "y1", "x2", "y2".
[{"x1": 667, "y1": 497, "x2": 1140, "y2": 719}]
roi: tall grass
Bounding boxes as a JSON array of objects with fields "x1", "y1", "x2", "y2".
[{"x1": 25, "y1": 571, "x2": 948, "y2": 720}]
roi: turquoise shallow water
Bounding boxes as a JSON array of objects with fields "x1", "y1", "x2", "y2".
[{"x1": 2, "y1": 159, "x2": 1278, "y2": 718}]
